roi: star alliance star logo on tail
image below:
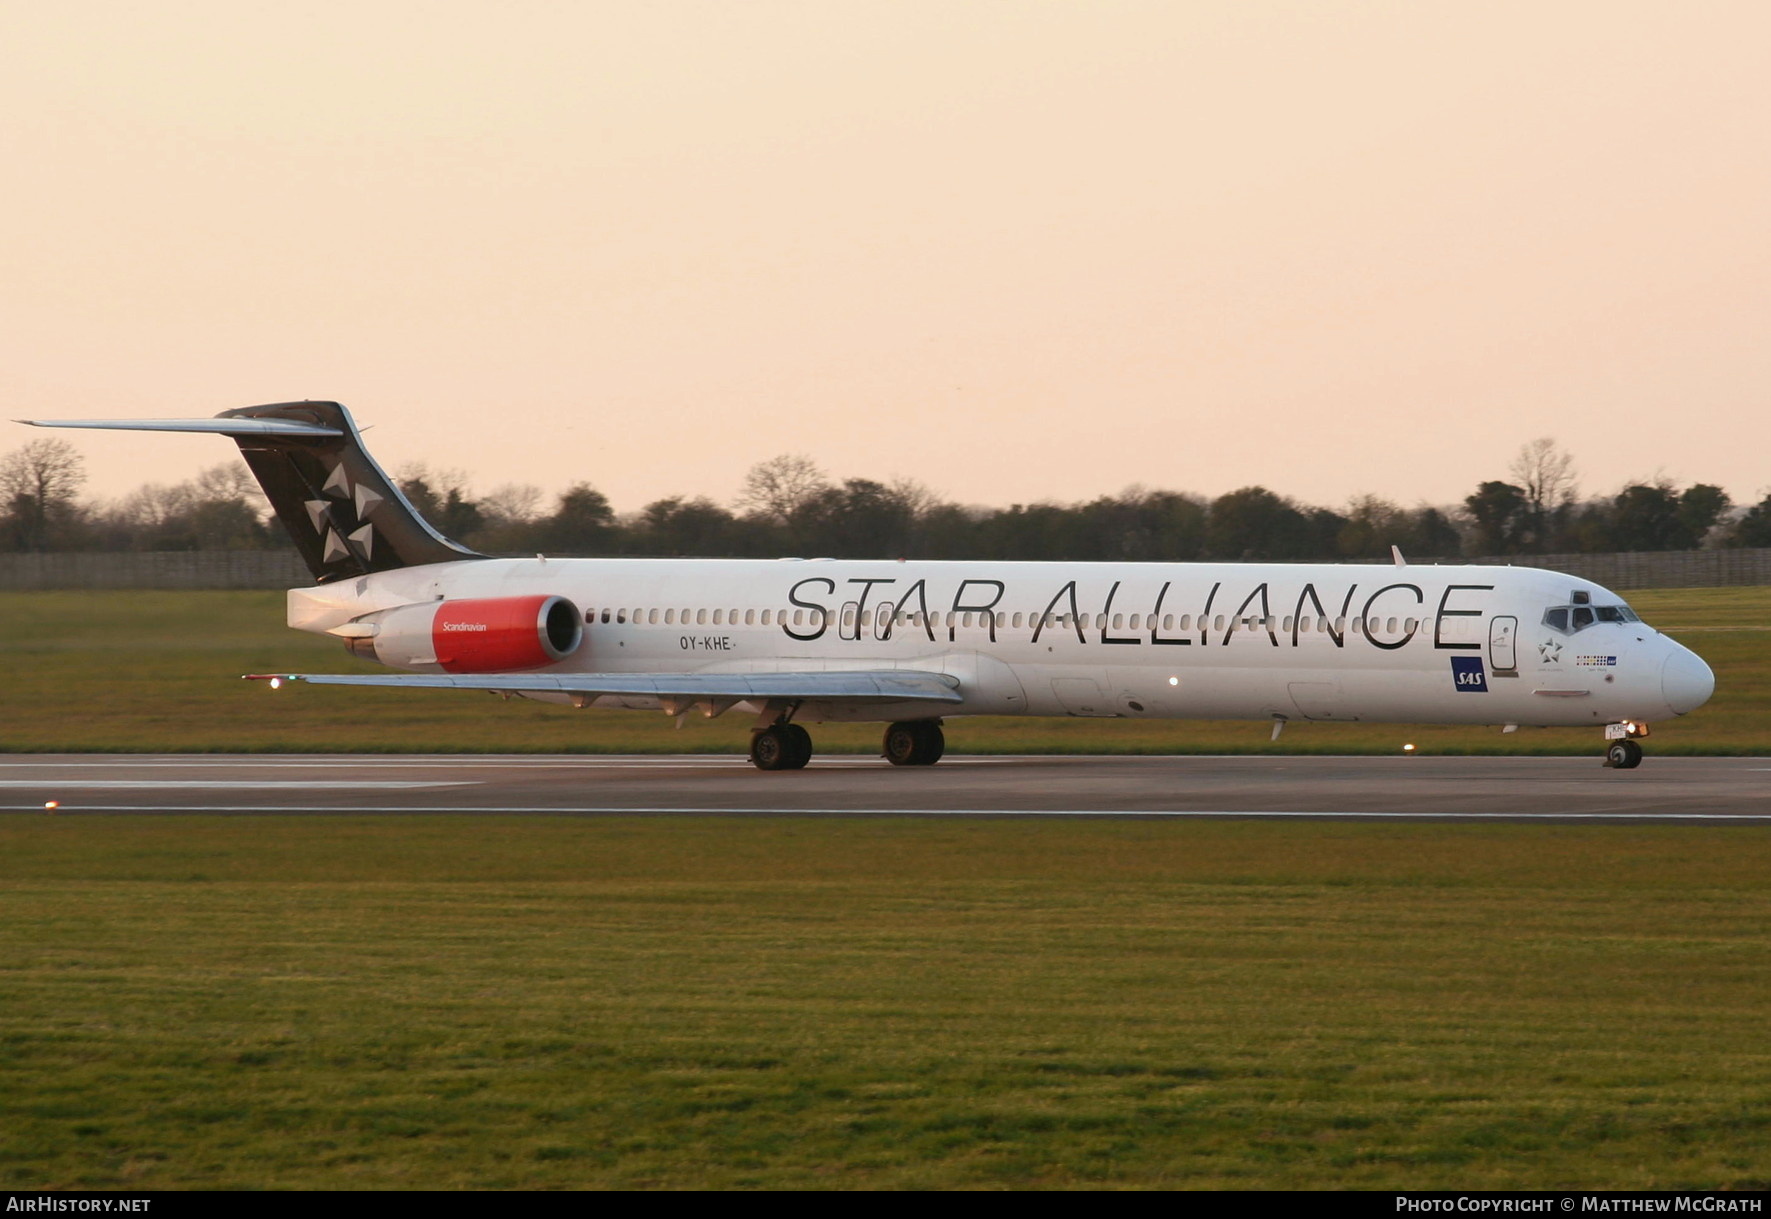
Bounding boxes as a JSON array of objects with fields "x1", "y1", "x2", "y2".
[{"x1": 303, "y1": 462, "x2": 382, "y2": 566}]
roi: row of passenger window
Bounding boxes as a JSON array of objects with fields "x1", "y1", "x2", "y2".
[{"x1": 586, "y1": 605, "x2": 1430, "y2": 637}]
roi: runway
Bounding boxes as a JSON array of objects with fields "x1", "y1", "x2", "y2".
[{"x1": 3, "y1": 753, "x2": 1769, "y2": 820}]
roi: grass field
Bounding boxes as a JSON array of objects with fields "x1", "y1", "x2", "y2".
[
  {"x1": 4, "y1": 816, "x2": 1771, "y2": 1190},
  {"x1": 0, "y1": 586, "x2": 1764, "y2": 754}
]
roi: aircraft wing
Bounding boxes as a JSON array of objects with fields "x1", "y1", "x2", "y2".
[{"x1": 246, "y1": 669, "x2": 964, "y2": 705}]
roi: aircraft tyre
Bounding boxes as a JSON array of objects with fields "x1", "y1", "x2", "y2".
[
  {"x1": 1605, "y1": 739, "x2": 1643, "y2": 770},
  {"x1": 750, "y1": 725, "x2": 812, "y2": 771},
  {"x1": 782, "y1": 723, "x2": 813, "y2": 769},
  {"x1": 883, "y1": 720, "x2": 945, "y2": 766}
]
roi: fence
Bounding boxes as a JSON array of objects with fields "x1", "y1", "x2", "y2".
[
  {"x1": 0, "y1": 550, "x2": 310, "y2": 590},
  {"x1": 1457, "y1": 549, "x2": 1771, "y2": 590},
  {"x1": 2, "y1": 547, "x2": 1770, "y2": 591}
]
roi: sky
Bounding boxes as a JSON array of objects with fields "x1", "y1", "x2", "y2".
[{"x1": 5, "y1": 1, "x2": 1768, "y2": 516}]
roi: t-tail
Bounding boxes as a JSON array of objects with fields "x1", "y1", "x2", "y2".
[{"x1": 19, "y1": 401, "x2": 483, "y2": 582}]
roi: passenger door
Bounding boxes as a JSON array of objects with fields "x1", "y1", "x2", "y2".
[{"x1": 1489, "y1": 615, "x2": 1518, "y2": 673}]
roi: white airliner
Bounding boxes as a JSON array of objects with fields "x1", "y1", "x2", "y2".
[{"x1": 23, "y1": 402, "x2": 1714, "y2": 770}]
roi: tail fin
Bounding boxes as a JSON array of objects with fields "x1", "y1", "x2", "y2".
[{"x1": 20, "y1": 401, "x2": 483, "y2": 582}]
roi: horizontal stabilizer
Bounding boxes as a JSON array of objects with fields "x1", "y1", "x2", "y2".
[
  {"x1": 19, "y1": 417, "x2": 343, "y2": 437},
  {"x1": 18, "y1": 401, "x2": 480, "y2": 582},
  {"x1": 246, "y1": 669, "x2": 964, "y2": 704}
]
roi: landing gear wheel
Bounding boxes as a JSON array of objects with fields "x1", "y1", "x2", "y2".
[
  {"x1": 883, "y1": 720, "x2": 945, "y2": 766},
  {"x1": 781, "y1": 723, "x2": 813, "y2": 769},
  {"x1": 750, "y1": 724, "x2": 812, "y2": 771},
  {"x1": 1605, "y1": 739, "x2": 1643, "y2": 769}
]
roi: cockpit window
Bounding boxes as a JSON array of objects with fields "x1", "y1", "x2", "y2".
[{"x1": 1543, "y1": 600, "x2": 1640, "y2": 634}]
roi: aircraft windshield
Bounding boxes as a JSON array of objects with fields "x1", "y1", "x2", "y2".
[{"x1": 1542, "y1": 602, "x2": 1640, "y2": 634}]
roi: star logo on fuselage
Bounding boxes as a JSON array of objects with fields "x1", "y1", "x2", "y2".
[{"x1": 1538, "y1": 639, "x2": 1563, "y2": 664}]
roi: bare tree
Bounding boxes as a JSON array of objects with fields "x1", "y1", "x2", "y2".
[
  {"x1": 193, "y1": 461, "x2": 267, "y2": 516},
  {"x1": 108, "y1": 481, "x2": 195, "y2": 531},
  {"x1": 480, "y1": 483, "x2": 543, "y2": 528},
  {"x1": 0, "y1": 439, "x2": 86, "y2": 550},
  {"x1": 886, "y1": 476, "x2": 941, "y2": 519},
  {"x1": 106, "y1": 463, "x2": 263, "y2": 528},
  {"x1": 1508, "y1": 438, "x2": 1578, "y2": 552},
  {"x1": 735, "y1": 454, "x2": 829, "y2": 521},
  {"x1": 0, "y1": 438, "x2": 85, "y2": 505}
]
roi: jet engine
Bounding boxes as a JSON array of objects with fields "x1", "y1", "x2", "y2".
[{"x1": 340, "y1": 594, "x2": 583, "y2": 672}]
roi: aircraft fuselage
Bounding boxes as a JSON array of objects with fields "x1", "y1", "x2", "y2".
[{"x1": 287, "y1": 556, "x2": 1712, "y2": 730}]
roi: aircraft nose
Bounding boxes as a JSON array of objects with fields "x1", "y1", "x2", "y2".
[{"x1": 1661, "y1": 646, "x2": 1715, "y2": 716}]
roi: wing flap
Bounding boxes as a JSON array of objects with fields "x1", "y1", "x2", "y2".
[{"x1": 246, "y1": 669, "x2": 964, "y2": 704}]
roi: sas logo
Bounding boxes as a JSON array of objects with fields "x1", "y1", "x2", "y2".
[
  {"x1": 1575, "y1": 655, "x2": 1618, "y2": 667},
  {"x1": 1451, "y1": 656, "x2": 1488, "y2": 692}
]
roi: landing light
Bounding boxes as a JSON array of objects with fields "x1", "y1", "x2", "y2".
[
  {"x1": 1403, "y1": 743, "x2": 1416, "y2": 753},
  {"x1": 1167, "y1": 676, "x2": 1179, "y2": 686},
  {"x1": 268, "y1": 677, "x2": 283, "y2": 690},
  {"x1": 44, "y1": 801, "x2": 59, "y2": 811}
]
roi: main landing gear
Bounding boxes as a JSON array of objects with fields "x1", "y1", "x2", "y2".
[
  {"x1": 883, "y1": 719, "x2": 945, "y2": 767},
  {"x1": 749, "y1": 720, "x2": 812, "y2": 771},
  {"x1": 746, "y1": 715, "x2": 948, "y2": 771}
]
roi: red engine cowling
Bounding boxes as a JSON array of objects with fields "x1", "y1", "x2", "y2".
[
  {"x1": 432, "y1": 595, "x2": 583, "y2": 672},
  {"x1": 348, "y1": 594, "x2": 583, "y2": 672}
]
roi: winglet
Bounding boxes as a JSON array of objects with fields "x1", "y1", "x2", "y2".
[{"x1": 1391, "y1": 545, "x2": 1407, "y2": 567}]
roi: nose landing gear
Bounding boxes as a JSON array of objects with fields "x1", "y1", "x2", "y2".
[{"x1": 1602, "y1": 722, "x2": 1647, "y2": 769}]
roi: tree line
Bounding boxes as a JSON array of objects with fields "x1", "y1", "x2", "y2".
[{"x1": 4, "y1": 436, "x2": 1768, "y2": 561}]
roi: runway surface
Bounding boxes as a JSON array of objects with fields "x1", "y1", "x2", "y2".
[{"x1": 3, "y1": 753, "x2": 1769, "y2": 820}]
